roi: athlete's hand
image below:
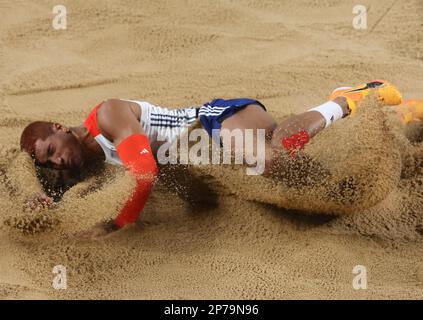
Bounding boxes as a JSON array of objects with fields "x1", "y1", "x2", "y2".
[
  {"x1": 24, "y1": 193, "x2": 54, "y2": 211},
  {"x1": 75, "y1": 220, "x2": 120, "y2": 241}
]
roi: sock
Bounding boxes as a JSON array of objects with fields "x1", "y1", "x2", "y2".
[{"x1": 309, "y1": 101, "x2": 345, "y2": 128}]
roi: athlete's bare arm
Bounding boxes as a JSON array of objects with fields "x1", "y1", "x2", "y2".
[
  {"x1": 97, "y1": 99, "x2": 145, "y2": 144},
  {"x1": 78, "y1": 99, "x2": 158, "y2": 240}
]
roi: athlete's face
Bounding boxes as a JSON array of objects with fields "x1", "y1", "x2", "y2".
[{"x1": 34, "y1": 123, "x2": 84, "y2": 170}]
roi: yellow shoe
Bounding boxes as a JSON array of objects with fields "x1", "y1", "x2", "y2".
[
  {"x1": 394, "y1": 99, "x2": 423, "y2": 124},
  {"x1": 329, "y1": 80, "x2": 403, "y2": 114}
]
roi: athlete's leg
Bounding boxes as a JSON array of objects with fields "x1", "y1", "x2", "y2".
[
  {"x1": 219, "y1": 103, "x2": 277, "y2": 168},
  {"x1": 269, "y1": 97, "x2": 349, "y2": 151},
  {"x1": 220, "y1": 97, "x2": 349, "y2": 177},
  {"x1": 220, "y1": 80, "x2": 403, "y2": 182},
  {"x1": 267, "y1": 80, "x2": 403, "y2": 178}
]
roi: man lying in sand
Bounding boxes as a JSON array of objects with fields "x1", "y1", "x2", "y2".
[{"x1": 19, "y1": 80, "x2": 421, "y2": 239}]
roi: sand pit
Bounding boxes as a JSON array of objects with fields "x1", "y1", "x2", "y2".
[{"x1": 0, "y1": 0, "x2": 422, "y2": 299}]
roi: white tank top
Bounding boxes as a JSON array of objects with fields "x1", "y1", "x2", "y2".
[{"x1": 94, "y1": 100, "x2": 199, "y2": 166}]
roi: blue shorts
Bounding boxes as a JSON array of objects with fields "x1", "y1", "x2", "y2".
[{"x1": 198, "y1": 98, "x2": 267, "y2": 139}]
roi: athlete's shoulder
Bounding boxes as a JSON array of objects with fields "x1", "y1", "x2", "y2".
[{"x1": 96, "y1": 99, "x2": 145, "y2": 145}]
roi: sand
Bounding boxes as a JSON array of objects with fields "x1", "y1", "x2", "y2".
[{"x1": 0, "y1": 0, "x2": 422, "y2": 299}]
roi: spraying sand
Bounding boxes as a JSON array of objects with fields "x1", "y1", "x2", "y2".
[{"x1": 0, "y1": 0, "x2": 422, "y2": 299}]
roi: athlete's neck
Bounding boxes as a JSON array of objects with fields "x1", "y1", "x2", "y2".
[{"x1": 71, "y1": 124, "x2": 105, "y2": 163}]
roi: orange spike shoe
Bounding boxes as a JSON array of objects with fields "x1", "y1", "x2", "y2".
[{"x1": 329, "y1": 80, "x2": 403, "y2": 115}]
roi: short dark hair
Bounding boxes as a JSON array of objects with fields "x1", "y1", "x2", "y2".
[{"x1": 20, "y1": 121, "x2": 54, "y2": 158}]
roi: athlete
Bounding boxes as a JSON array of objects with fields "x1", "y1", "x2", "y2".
[{"x1": 20, "y1": 80, "x2": 417, "y2": 239}]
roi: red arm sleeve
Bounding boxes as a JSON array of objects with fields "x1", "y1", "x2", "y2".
[{"x1": 114, "y1": 134, "x2": 158, "y2": 228}]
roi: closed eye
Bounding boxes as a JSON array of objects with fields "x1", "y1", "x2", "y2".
[{"x1": 47, "y1": 144, "x2": 54, "y2": 157}]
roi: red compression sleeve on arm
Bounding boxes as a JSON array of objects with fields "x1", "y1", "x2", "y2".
[{"x1": 114, "y1": 134, "x2": 158, "y2": 228}]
